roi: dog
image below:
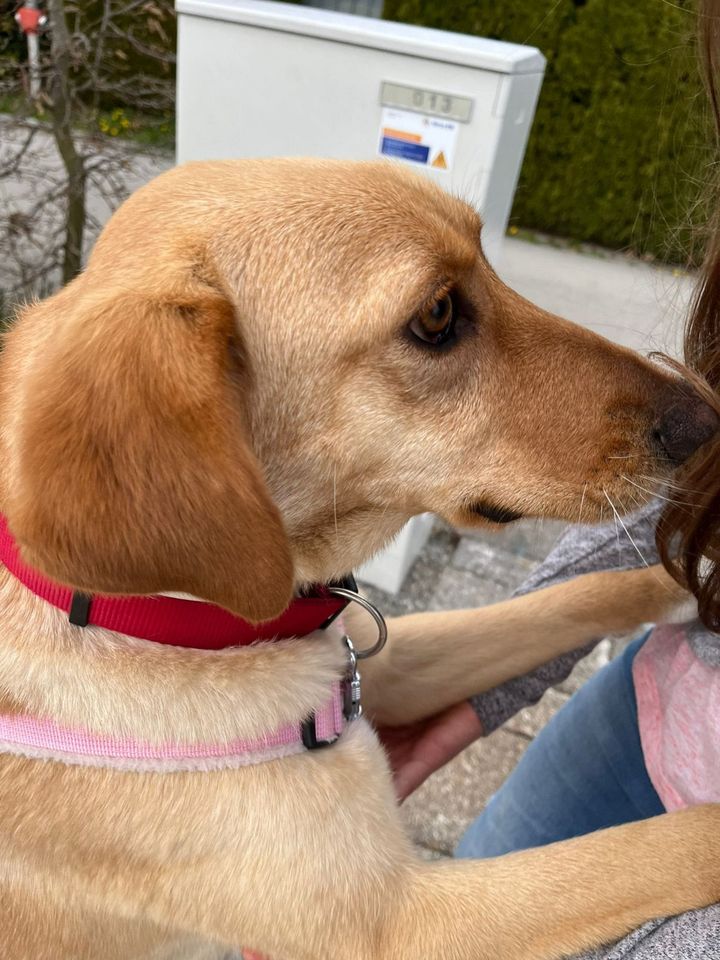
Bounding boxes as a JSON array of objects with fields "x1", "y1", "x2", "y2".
[{"x1": 0, "y1": 158, "x2": 718, "y2": 960}]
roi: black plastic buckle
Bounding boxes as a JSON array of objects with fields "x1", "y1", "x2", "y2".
[
  {"x1": 301, "y1": 715, "x2": 340, "y2": 751},
  {"x1": 68, "y1": 592, "x2": 92, "y2": 627},
  {"x1": 300, "y1": 572, "x2": 358, "y2": 751}
]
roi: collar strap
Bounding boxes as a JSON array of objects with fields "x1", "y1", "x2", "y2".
[
  {"x1": 0, "y1": 514, "x2": 354, "y2": 649},
  {"x1": 0, "y1": 679, "x2": 347, "y2": 772}
]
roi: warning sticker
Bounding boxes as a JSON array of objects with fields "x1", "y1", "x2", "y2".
[{"x1": 378, "y1": 107, "x2": 458, "y2": 172}]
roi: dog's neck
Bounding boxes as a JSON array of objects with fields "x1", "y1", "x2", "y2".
[
  {"x1": 0, "y1": 513, "x2": 351, "y2": 651},
  {"x1": 283, "y1": 507, "x2": 413, "y2": 587},
  {"x1": 0, "y1": 565, "x2": 348, "y2": 746}
]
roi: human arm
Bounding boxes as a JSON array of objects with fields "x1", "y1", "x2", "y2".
[
  {"x1": 470, "y1": 498, "x2": 663, "y2": 734},
  {"x1": 381, "y1": 500, "x2": 666, "y2": 799}
]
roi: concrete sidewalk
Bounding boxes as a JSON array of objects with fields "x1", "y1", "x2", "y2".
[{"x1": 499, "y1": 234, "x2": 693, "y2": 356}]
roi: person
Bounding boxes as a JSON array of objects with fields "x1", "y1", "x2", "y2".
[
  {"x1": 382, "y1": 4, "x2": 720, "y2": 955},
  {"x1": 382, "y1": 416, "x2": 720, "y2": 956}
]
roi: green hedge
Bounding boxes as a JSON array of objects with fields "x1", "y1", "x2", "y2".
[{"x1": 383, "y1": 0, "x2": 712, "y2": 263}]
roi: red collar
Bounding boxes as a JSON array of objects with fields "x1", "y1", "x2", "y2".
[{"x1": 0, "y1": 514, "x2": 352, "y2": 650}]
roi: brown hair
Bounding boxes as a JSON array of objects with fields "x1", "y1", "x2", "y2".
[{"x1": 657, "y1": 0, "x2": 720, "y2": 629}]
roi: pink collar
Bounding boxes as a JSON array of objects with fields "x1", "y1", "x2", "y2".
[
  {"x1": 0, "y1": 679, "x2": 348, "y2": 772},
  {"x1": 0, "y1": 514, "x2": 358, "y2": 770},
  {"x1": 0, "y1": 513, "x2": 351, "y2": 649}
]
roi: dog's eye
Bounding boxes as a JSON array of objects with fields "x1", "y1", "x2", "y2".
[{"x1": 409, "y1": 293, "x2": 455, "y2": 346}]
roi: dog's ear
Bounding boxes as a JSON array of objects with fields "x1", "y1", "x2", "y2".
[{"x1": 5, "y1": 284, "x2": 294, "y2": 622}]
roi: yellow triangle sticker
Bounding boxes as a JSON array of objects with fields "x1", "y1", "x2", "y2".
[{"x1": 431, "y1": 151, "x2": 448, "y2": 169}]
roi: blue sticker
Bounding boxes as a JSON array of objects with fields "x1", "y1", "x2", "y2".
[{"x1": 380, "y1": 137, "x2": 429, "y2": 165}]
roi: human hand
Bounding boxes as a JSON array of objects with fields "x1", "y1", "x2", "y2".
[{"x1": 378, "y1": 700, "x2": 483, "y2": 802}]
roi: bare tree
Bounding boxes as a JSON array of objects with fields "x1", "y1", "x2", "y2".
[{"x1": 0, "y1": 0, "x2": 175, "y2": 308}]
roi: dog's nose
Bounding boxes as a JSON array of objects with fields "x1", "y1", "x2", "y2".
[{"x1": 654, "y1": 390, "x2": 719, "y2": 464}]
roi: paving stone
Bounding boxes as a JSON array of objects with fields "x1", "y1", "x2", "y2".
[
  {"x1": 401, "y1": 729, "x2": 529, "y2": 855},
  {"x1": 415, "y1": 844, "x2": 449, "y2": 862},
  {"x1": 451, "y1": 537, "x2": 535, "y2": 592},
  {"x1": 556, "y1": 638, "x2": 612, "y2": 695},
  {"x1": 357, "y1": 517, "x2": 563, "y2": 615},
  {"x1": 429, "y1": 566, "x2": 510, "y2": 610},
  {"x1": 608, "y1": 630, "x2": 645, "y2": 660},
  {"x1": 421, "y1": 518, "x2": 460, "y2": 567},
  {"x1": 456, "y1": 518, "x2": 567, "y2": 563},
  {"x1": 359, "y1": 556, "x2": 446, "y2": 618},
  {"x1": 555, "y1": 630, "x2": 653, "y2": 696},
  {"x1": 363, "y1": 563, "x2": 509, "y2": 617},
  {"x1": 504, "y1": 686, "x2": 570, "y2": 740},
  {"x1": 356, "y1": 520, "x2": 457, "y2": 615}
]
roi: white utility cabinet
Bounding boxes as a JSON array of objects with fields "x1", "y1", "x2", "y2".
[{"x1": 176, "y1": 0, "x2": 545, "y2": 592}]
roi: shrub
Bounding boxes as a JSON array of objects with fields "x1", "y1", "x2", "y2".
[{"x1": 383, "y1": 0, "x2": 712, "y2": 263}]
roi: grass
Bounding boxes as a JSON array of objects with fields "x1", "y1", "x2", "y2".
[
  {"x1": 0, "y1": 94, "x2": 175, "y2": 153},
  {"x1": 96, "y1": 106, "x2": 175, "y2": 151}
]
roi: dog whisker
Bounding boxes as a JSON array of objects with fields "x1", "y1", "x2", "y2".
[
  {"x1": 635, "y1": 473, "x2": 707, "y2": 497},
  {"x1": 603, "y1": 489, "x2": 652, "y2": 569},
  {"x1": 606, "y1": 454, "x2": 644, "y2": 460},
  {"x1": 626, "y1": 489, "x2": 646, "y2": 513},
  {"x1": 606, "y1": 454, "x2": 675, "y2": 463},
  {"x1": 332, "y1": 464, "x2": 339, "y2": 547},
  {"x1": 611, "y1": 491, "x2": 679, "y2": 594},
  {"x1": 619, "y1": 474, "x2": 694, "y2": 509},
  {"x1": 611, "y1": 502, "x2": 621, "y2": 557},
  {"x1": 578, "y1": 481, "x2": 588, "y2": 526}
]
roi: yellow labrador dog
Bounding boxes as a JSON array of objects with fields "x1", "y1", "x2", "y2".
[{"x1": 0, "y1": 159, "x2": 718, "y2": 960}]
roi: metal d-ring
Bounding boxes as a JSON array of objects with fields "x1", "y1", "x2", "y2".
[{"x1": 327, "y1": 587, "x2": 388, "y2": 660}]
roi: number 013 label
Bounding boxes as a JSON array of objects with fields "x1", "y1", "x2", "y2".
[{"x1": 380, "y1": 82, "x2": 473, "y2": 124}]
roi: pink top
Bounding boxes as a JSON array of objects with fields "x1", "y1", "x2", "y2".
[{"x1": 633, "y1": 624, "x2": 720, "y2": 811}]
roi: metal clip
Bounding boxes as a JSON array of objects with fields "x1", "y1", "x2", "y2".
[{"x1": 342, "y1": 634, "x2": 362, "y2": 722}]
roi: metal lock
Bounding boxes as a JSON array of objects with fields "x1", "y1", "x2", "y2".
[{"x1": 342, "y1": 635, "x2": 363, "y2": 722}]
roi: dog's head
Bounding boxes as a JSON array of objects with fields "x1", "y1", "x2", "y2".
[{"x1": 1, "y1": 160, "x2": 716, "y2": 619}]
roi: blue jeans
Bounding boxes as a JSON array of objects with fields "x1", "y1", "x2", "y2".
[{"x1": 456, "y1": 635, "x2": 664, "y2": 859}]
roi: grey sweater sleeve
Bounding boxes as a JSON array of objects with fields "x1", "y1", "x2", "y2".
[
  {"x1": 581, "y1": 906, "x2": 720, "y2": 960},
  {"x1": 470, "y1": 499, "x2": 663, "y2": 735}
]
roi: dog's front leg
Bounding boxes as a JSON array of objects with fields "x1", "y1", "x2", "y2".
[
  {"x1": 355, "y1": 564, "x2": 689, "y2": 726},
  {"x1": 167, "y1": 798, "x2": 720, "y2": 960},
  {"x1": 379, "y1": 804, "x2": 720, "y2": 960}
]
